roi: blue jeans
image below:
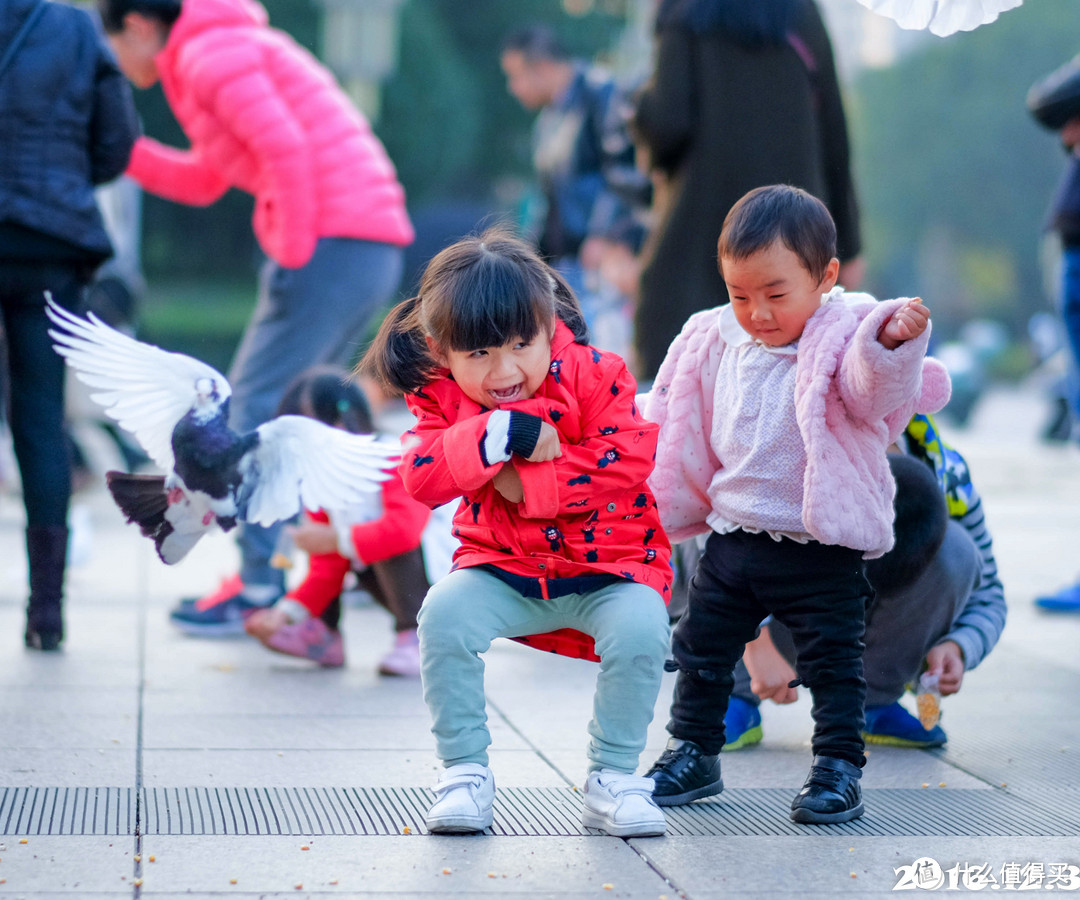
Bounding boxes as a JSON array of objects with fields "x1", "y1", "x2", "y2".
[
  {"x1": 0, "y1": 262, "x2": 82, "y2": 527},
  {"x1": 226, "y1": 237, "x2": 404, "y2": 591},
  {"x1": 1061, "y1": 245, "x2": 1080, "y2": 419},
  {"x1": 417, "y1": 567, "x2": 669, "y2": 773}
]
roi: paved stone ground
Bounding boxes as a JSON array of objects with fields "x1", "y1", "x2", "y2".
[{"x1": 0, "y1": 385, "x2": 1078, "y2": 898}]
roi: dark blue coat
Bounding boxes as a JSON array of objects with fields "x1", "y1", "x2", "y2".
[{"x1": 0, "y1": 0, "x2": 138, "y2": 260}]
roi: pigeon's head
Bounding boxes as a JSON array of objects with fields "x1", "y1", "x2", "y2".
[{"x1": 193, "y1": 377, "x2": 223, "y2": 416}]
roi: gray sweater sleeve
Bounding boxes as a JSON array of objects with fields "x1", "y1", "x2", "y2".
[{"x1": 941, "y1": 486, "x2": 1006, "y2": 670}]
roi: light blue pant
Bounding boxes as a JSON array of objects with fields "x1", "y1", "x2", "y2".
[
  {"x1": 226, "y1": 237, "x2": 405, "y2": 591},
  {"x1": 418, "y1": 567, "x2": 670, "y2": 773}
]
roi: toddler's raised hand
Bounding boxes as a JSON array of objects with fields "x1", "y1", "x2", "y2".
[
  {"x1": 878, "y1": 297, "x2": 930, "y2": 350},
  {"x1": 526, "y1": 421, "x2": 562, "y2": 462}
]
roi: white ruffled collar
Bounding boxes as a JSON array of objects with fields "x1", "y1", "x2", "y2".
[{"x1": 716, "y1": 287, "x2": 866, "y2": 355}]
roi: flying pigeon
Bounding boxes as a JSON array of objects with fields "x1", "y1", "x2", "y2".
[
  {"x1": 46, "y1": 296, "x2": 397, "y2": 565},
  {"x1": 854, "y1": 0, "x2": 1022, "y2": 37}
]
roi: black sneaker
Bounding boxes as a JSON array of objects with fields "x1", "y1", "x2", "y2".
[
  {"x1": 645, "y1": 738, "x2": 723, "y2": 806},
  {"x1": 790, "y1": 755, "x2": 864, "y2": 824}
]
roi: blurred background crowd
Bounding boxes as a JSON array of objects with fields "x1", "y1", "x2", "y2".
[{"x1": 98, "y1": 0, "x2": 1074, "y2": 435}]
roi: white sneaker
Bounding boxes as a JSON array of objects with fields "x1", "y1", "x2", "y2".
[
  {"x1": 581, "y1": 769, "x2": 667, "y2": 837},
  {"x1": 426, "y1": 763, "x2": 495, "y2": 834}
]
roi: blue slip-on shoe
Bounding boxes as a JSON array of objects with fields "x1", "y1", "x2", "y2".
[
  {"x1": 722, "y1": 696, "x2": 763, "y2": 751},
  {"x1": 1034, "y1": 582, "x2": 1080, "y2": 612},
  {"x1": 863, "y1": 700, "x2": 947, "y2": 749},
  {"x1": 168, "y1": 575, "x2": 279, "y2": 637}
]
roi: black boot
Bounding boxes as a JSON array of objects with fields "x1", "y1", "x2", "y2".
[
  {"x1": 645, "y1": 737, "x2": 723, "y2": 806},
  {"x1": 790, "y1": 754, "x2": 863, "y2": 824},
  {"x1": 25, "y1": 525, "x2": 68, "y2": 651}
]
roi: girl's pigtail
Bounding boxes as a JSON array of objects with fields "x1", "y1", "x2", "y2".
[
  {"x1": 358, "y1": 295, "x2": 437, "y2": 395},
  {"x1": 550, "y1": 268, "x2": 590, "y2": 345}
]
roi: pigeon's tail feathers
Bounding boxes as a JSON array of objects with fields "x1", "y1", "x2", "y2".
[
  {"x1": 107, "y1": 471, "x2": 169, "y2": 532},
  {"x1": 105, "y1": 471, "x2": 208, "y2": 564}
]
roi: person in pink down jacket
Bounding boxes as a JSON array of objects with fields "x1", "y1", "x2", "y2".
[
  {"x1": 98, "y1": 0, "x2": 414, "y2": 623},
  {"x1": 641, "y1": 185, "x2": 950, "y2": 827}
]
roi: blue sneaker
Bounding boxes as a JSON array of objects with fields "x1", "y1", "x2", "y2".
[
  {"x1": 722, "y1": 696, "x2": 763, "y2": 751},
  {"x1": 168, "y1": 576, "x2": 278, "y2": 637},
  {"x1": 863, "y1": 701, "x2": 946, "y2": 748},
  {"x1": 1034, "y1": 582, "x2": 1080, "y2": 612}
]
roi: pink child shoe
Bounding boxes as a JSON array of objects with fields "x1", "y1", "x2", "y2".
[
  {"x1": 263, "y1": 617, "x2": 345, "y2": 668},
  {"x1": 378, "y1": 628, "x2": 421, "y2": 677}
]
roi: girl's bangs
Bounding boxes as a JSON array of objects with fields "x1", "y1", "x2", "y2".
[{"x1": 444, "y1": 268, "x2": 549, "y2": 352}]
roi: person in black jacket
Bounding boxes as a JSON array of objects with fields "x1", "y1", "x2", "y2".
[
  {"x1": 0, "y1": 0, "x2": 138, "y2": 650},
  {"x1": 630, "y1": 0, "x2": 863, "y2": 382}
]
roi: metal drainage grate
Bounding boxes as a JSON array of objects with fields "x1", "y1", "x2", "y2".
[
  {"x1": 0, "y1": 787, "x2": 134, "y2": 836},
  {"x1": 1, "y1": 787, "x2": 1077, "y2": 837}
]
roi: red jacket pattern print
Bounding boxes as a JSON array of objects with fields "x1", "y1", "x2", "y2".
[{"x1": 400, "y1": 321, "x2": 672, "y2": 660}]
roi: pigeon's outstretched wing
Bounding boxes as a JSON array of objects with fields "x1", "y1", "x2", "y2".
[
  {"x1": 855, "y1": 0, "x2": 1022, "y2": 36},
  {"x1": 242, "y1": 415, "x2": 399, "y2": 527},
  {"x1": 46, "y1": 296, "x2": 230, "y2": 471}
]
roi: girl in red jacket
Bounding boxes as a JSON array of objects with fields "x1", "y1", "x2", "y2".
[
  {"x1": 98, "y1": 0, "x2": 414, "y2": 624},
  {"x1": 243, "y1": 367, "x2": 434, "y2": 676},
  {"x1": 363, "y1": 228, "x2": 672, "y2": 838}
]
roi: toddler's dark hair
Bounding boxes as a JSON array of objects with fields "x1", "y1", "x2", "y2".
[
  {"x1": 360, "y1": 227, "x2": 588, "y2": 395},
  {"x1": 717, "y1": 184, "x2": 837, "y2": 284},
  {"x1": 276, "y1": 365, "x2": 374, "y2": 436},
  {"x1": 97, "y1": 0, "x2": 182, "y2": 32}
]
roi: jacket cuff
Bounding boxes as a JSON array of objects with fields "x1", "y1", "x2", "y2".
[
  {"x1": 274, "y1": 598, "x2": 312, "y2": 623},
  {"x1": 943, "y1": 627, "x2": 981, "y2": 671},
  {"x1": 517, "y1": 459, "x2": 559, "y2": 519},
  {"x1": 507, "y1": 411, "x2": 543, "y2": 458}
]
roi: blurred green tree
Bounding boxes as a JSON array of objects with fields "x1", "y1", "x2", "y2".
[{"x1": 850, "y1": 0, "x2": 1078, "y2": 341}]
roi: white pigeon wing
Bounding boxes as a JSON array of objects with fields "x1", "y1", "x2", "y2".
[
  {"x1": 243, "y1": 416, "x2": 399, "y2": 527},
  {"x1": 45, "y1": 296, "x2": 231, "y2": 472},
  {"x1": 854, "y1": 0, "x2": 1022, "y2": 36}
]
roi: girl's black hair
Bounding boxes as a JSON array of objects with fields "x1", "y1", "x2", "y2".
[
  {"x1": 360, "y1": 227, "x2": 588, "y2": 395},
  {"x1": 97, "y1": 0, "x2": 182, "y2": 33},
  {"x1": 718, "y1": 184, "x2": 836, "y2": 283},
  {"x1": 655, "y1": 0, "x2": 803, "y2": 46},
  {"x1": 276, "y1": 365, "x2": 374, "y2": 436}
]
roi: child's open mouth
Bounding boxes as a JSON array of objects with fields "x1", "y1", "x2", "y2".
[{"x1": 489, "y1": 385, "x2": 522, "y2": 403}]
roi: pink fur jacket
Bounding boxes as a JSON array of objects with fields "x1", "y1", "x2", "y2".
[{"x1": 645, "y1": 290, "x2": 952, "y2": 558}]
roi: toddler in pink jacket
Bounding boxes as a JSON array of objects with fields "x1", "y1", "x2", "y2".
[
  {"x1": 643, "y1": 185, "x2": 950, "y2": 826},
  {"x1": 99, "y1": 0, "x2": 414, "y2": 622}
]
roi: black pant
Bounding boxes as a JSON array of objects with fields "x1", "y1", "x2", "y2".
[
  {"x1": 668, "y1": 529, "x2": 871, "y2": 767},
  {"x1": 0, "y1": 263, "x2": 84, "y2": 526}
]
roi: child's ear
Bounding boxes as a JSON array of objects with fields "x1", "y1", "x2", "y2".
[
  {"x1": 821, "y1": 257, "x2": 840, "y2": 292},
  {"x1": 425, "y1": 334, "x2": 447, "y2": 367}
]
